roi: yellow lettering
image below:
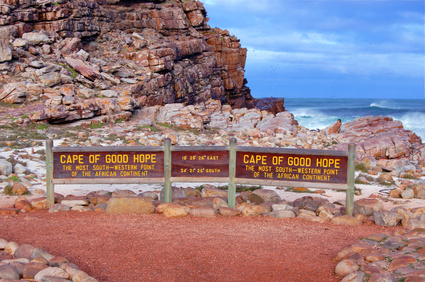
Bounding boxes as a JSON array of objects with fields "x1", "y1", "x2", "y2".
[
  {"x1": 133, "y1": 154, "x2": 156, "y2": 163},
  {"x1": 288, "y1": 157, "x2": 311, "y2": 167},
  {"x1": 89, "y1": 154, "x2": 100, "y2": 163},
  {"x1": 272, "y1": 156, "x2": 284, "y2": 165}
]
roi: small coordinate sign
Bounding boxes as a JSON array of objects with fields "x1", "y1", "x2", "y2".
[{"x1": 171, "y1": 151, "x2": 229, "y2": 178}]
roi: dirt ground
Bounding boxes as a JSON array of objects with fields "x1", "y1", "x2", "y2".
[{"x1": 0, "y1": 211, "x2": 396, "y2": 281}]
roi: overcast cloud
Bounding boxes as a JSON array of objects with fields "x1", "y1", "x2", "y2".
[{"x1": 203, "y1": 0, "x2": 424, "y2": 99}]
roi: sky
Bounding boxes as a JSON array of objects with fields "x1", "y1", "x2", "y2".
[{"x1": 203, "y1": 0, "x2": 425, "y2": 99}]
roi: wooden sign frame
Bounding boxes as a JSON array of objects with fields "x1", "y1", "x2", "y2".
[{"x1": 46, "y1": 138, "x2": 356, "y2": 215}]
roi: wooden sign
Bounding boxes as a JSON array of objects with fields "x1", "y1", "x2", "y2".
[
  {"x1": 236, "y1": 151, "x2": 347, "y2": 184},
  {"x1": 172, "y1": 150, "x2": 229, "y2": 178},
  {"x1": 45, "y1": 139, "x2": 355, "y2": 214},
  {"x1": 53, "y1": 150, "x2": 164, "y2": 179}
]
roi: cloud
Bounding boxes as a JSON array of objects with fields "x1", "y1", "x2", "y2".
[{"x1": 204, "y1": 0, "x2": 424, "y2": 97}]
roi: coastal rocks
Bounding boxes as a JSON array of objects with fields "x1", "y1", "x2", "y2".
[
  {"x1": 0, "y1": 241, "x2": 86, "y2": 280},
  {"x1": 335, "y1": 229, "x2": 425, "y2": 281},
  {"x1": 332, "y1": 116, "x2": 422, "y2": 160},
  {"x1": 0, "y1": 0, "x2": 257, "y2": 125}
]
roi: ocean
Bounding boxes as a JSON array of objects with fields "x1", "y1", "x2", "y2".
[{"x1": 283, "y1": 98, "x2": 425, "y2": 142}]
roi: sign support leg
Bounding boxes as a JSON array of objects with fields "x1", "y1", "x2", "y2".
[
  {"x1": 346, "y1": 143, "x2": 356, "y2": 216},
  {"x1": 46, "y1": 139, "x2": 54, "y2": 208},
  {"x1": 164, "y1": 138, "x2": 172, "y2": 203},
  {"x1": 228, "y1": 138, "x2": 237, "y2": 208}
]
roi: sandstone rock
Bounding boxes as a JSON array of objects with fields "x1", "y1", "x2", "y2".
[
  {"x1": 61, "y1": 197, "x2": 89, "y2": 207},
  {"x1": 0, "y1": 238, "x2": 8, "y2": 249},
  {"x1": 106, "y1": 197, "x2": 155, "y2": 214},
  {"x1": 60, "y1": 263, "x2": 80, "y2": 277},
  {"x1": 413, "y1": 185, "x2": 425, "y2": 199},
  {"x1": 34, "y1": 267, "x2": 69, "y2": 281},
  {"x1": 389, "y1": 189, "x2": 402, "y2": 198},
  {"x1": 189, "y1": 207, "x2": 216, "y2": 218},
  {"x1": 388, "y1": 256, "x2": 417, "y2": 272},
  {"x1": 212, "y1": 197, "x2": 228, "y2": 211},
  {"x1": 112, "y1": 190, "x2": 137, "y2": 197},
  {"x1": 14, "y1": 198, "x2": 32, "y2": 212},
  {"x1": 160, "y1": 187, "x2": 185, "y2": 200},
  {"x1": 255, "y1": 97, "x2": 285, "y2": 115},
  {"x1": 378, "y1": 173, "x2": 394, "y2": 185},
  {"x1": 374, "y1": 211, "x2": 404, "y2": 227},
  {"x1": 249, "y1": 189, "x2": 281, "y2": 204},
  {"x1": 323, "y1": 119, "x2": 341, "y2": 135},
  {"x1": 140, "y1": 191, "x2": 158, "y2": 201},
  {"x1": 353, "y1": 198, "x2": 383, "y2": 216},
  {"x1": 72, "y1": 270, "x2": 90, "y2": 281},
  {"x1": 31, "y1": 248, "x2": 54, "y2": 262},
  {"x1": 218, "y1": 206, "x2": 241, "y2": 217},
  {"x1": 201, "y1": 187, "x2": 228, "y2": 198},
  {"x1": 401, "y1": 189, "x2": 414, "y2": 199},
  {"x1": 0, "y1": 264, "x2": 20, "y2": 279},
  {"x1": 341, "y1": 271, "x2": 364, "y2": 282},
  {"x1": 4, "y1": 241, "x2": 19, "y2": 255},
  {"x1": 13, "y1": 163, "x2": 27, "y2": 174},
  {"x1": 0, "y1": 208, "x2": 19, "y2": 215},
  {"x1": 242, "y1": 205, "x2": 263, "y2": 216},
  {"x1": 0, "y1": 160, "x2": 12, "y2": 176},
  {"x1": 11, "y1": 182, "x2": 29, "y2": 195},
  {"x1": 271, "y1": 204, "x2": 290, "y2": 211},
  {"x1": 268, "y1": 210, "x2": 296, "y2": 219},
  {"x1": 22, "y1": 32, "x2": 51, "y2": 45},
  {"x1": 369, "y1": 273, "x2": 396, "y2": 282},
  {"x1": 160, "y1": 203, "x2": 189, "y2": 218},
  {"x1": 49, "y1": 256, "x2": 69, "y2": 268},
  {"x1": 30, "y1": 197, "x2": 47, "y2": 210},
  {"x1": 23, "y1": 262, "x2": 49, "y2": 279},
  {"x1": 14, "y1": 244, "x2": 35, "y2": 259},
  {"x1": 0, "y1": 28, "x2": 12, "y2": 63},
  {"x1": 402, "y1": 217, "x2": 425, "y2": 230},
  {"x1": 331, "y1": 215, "x2": 363, "y2": 226},
  {"x1": 335, "y1": 259, "x2": 359, "y2": 277},
  {"x1": 48, "y1": 204, "x2": 71, "y2": 213},
  {"x1": 183, "y1": 188, "x2": 201, "y2": 198}
]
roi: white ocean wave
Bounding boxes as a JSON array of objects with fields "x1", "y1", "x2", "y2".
[
  {"x1": 291, "y1": 107, "x2": 339, "y2": 130},
  {"x1": 396, "y1": 112, "x2": 425, "y2": 141}
]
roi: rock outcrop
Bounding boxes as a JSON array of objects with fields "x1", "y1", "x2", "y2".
[
  {"x1": 0, "y1": 0, "x2": 260, "y2": 123},
  {"x1": 330, "y1": 116, "x2": 423, "y2": 161}
]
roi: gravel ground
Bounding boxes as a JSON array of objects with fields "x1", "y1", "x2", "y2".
[{"x1": 0, "y1": 210, "x2": 396, "y2": 281}]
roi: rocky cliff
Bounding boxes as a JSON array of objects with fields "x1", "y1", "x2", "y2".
[{"x1": 0, "y1": 0, "x2": 278, "y2": 123}]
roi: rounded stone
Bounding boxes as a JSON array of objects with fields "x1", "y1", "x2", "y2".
[
  {"x1": 34, "y1": 267, "x2": 70, "y2": 281},
  {"x1": 242, "y1": 205, "x2": 263, "y2": 216},
  {"x1": 14, "y1": 244, "x2": 35, "y2": 259},
  {"x1": 335, "y1": 259, "x2": 359, "y2": 277},
  {"x1": 189, "y1": 207, "x2": 216, "y2": 218},
  {"x1": 4, "y1": 241, "x2": 19, "y2": 255},
  {"x1": 268, "y1": 210, "x2": 296, "y2": 219}
]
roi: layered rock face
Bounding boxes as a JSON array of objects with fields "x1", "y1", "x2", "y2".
[
  {"x1": 328, "y1": 116, "x2": 423, "y2": 162},
  {"x1": 0, "y1": 0, "x2": 259, "y2": 123}
]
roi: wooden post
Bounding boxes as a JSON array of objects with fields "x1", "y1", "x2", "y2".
[
  {"x1": 163, "y1": 138, "x2": 172, "y2": 203},
  {"x1": 228, "y1": 138, "x2": 237, "y2": 208},
  {"x1": 45, "y1": 139, "x2": 54, "y2": 208},
  {"x1": 346, "y1": 143, "x2": 356, "y2": 216}
]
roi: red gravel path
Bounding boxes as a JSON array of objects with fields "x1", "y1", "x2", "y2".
[{"x1": 0, "y1": 211, "x2": 396, "y2": 281}]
